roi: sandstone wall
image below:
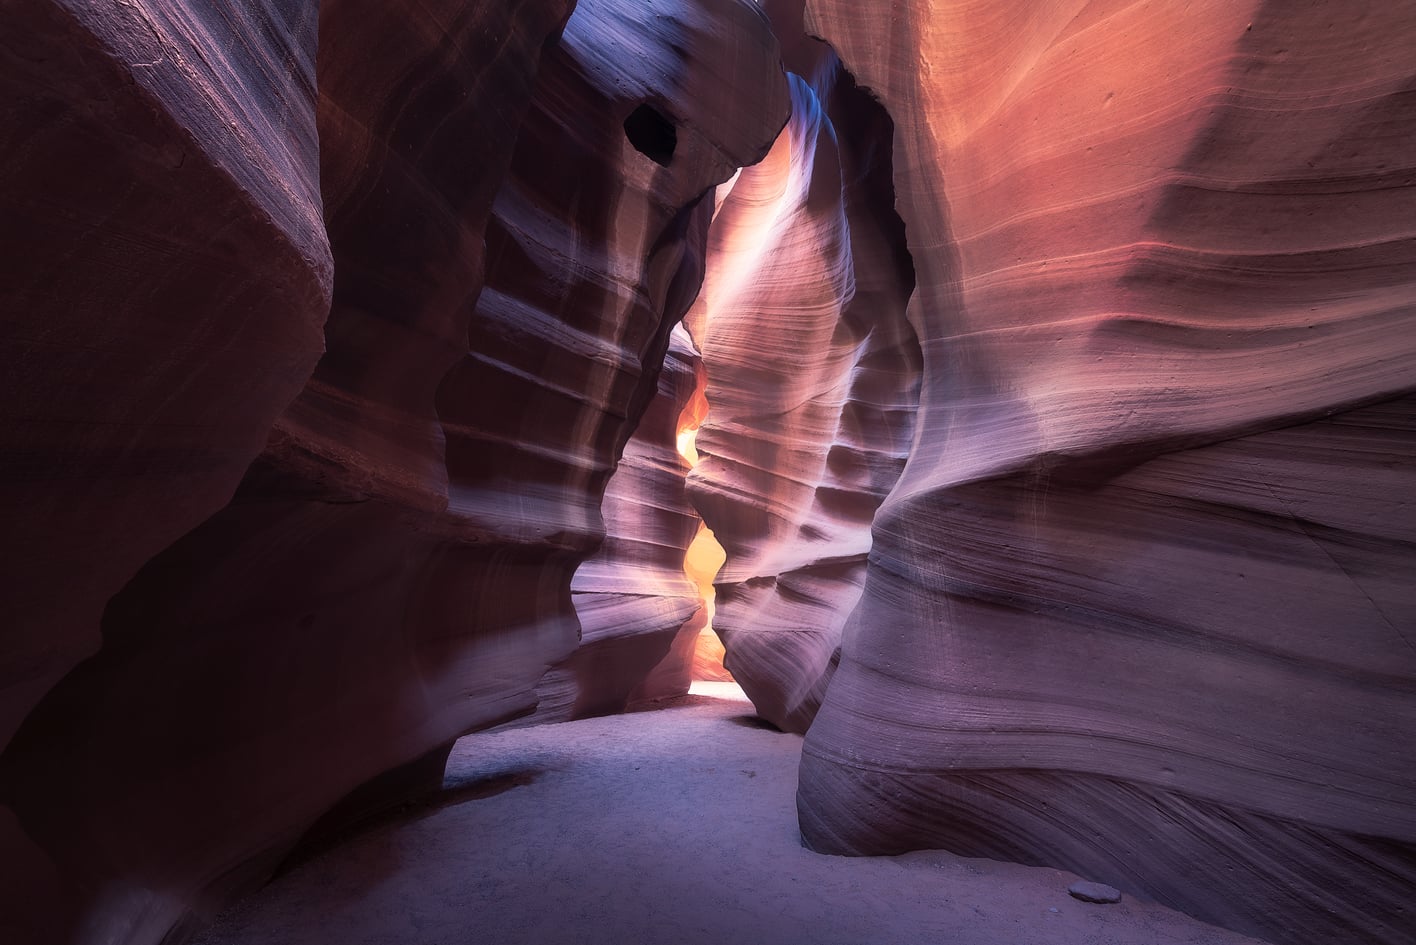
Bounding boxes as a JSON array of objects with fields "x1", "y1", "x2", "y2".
[
  {"x1": 797, "y1": 3, "x2": 1416, "y2": 943},
  {"x1": 0, "y1": 2, "x2": 786, "y2": 942}
]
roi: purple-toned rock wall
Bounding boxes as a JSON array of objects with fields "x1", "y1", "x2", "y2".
[
  {"x1": 2, "y1": 3, "x2": 1413, "y2": 945},
  {"x1": 796, "y1": 3, "x2": 1416, "y2": 944},
  {"x1": 0, "y1": 2, "x2": 785, "y2": 942}
]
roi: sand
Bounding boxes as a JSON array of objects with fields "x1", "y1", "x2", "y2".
[{"x1": 195, "y1": 685, "x2": 1270, "y2": 945}]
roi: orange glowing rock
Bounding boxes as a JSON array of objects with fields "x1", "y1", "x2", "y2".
[{"x1": 677, "y1": 370, "x2": 732, "y2": 683}]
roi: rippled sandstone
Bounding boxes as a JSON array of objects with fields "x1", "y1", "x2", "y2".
[
  {"x1": 686, "y1": 15, "x2": 921, "y2": 732},
  {"x1": 0, "y1": 2, "x2": 786, "y2": 942},
  {"x1": 797, "y1": 3, "x2": 1416, "y2": 944}
]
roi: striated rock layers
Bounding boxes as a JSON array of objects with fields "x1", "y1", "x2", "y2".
[
  {"x1": 0, "y1": 1, "x2": 787, "y2": 943},
  {"x1": 797, "y1": 3, "x2": 1416, "y2": 944},
  {"x1": 4, "y1": 2, "x2": 1413, "y2": 944},
  {"x1": 531, "y1": 326, "x2": 706, "y2": 722},
  {"x1": 685, "y1": 35, "x2": 921, "y2": 733}
]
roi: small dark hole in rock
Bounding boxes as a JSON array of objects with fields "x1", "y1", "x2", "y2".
[{"x1": 624, "y1": 103, "x2": 677, "y2": 166}]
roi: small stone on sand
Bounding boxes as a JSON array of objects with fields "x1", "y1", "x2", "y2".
[{"x1": 1069, "y1": 881, "x2": 1122, "y2": 904}]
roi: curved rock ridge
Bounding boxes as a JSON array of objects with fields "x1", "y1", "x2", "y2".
[
  {"x1": 0, "y1": 1, "x2": 788, "y2": 943},
  {"x1": 685, "y1": 55, "x2": 921, "y2": 733},
  {"x1": 444, "y1": 0, "x2": 788, "y2": 725},
  {"x1": 798, "y1": 2, "x2": 1416, "y2": 943},
  {"x1": 0, "y1": 3, "x2": 574, "y2": 942},
  {"x1": 523, "y1": 327, "x2": 707, "y2": 722}
]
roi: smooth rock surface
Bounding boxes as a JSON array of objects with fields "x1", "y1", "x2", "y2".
[
  {"x1": 1, "y1": 3, "x2": 330, "y2": 941},
  {"x1": 797, "y1": 3, "x2": 1416, "y2": 945},
  {"x1": 1070, "y1": 881, "x2": 1123, "y2": 904},
  {"x1": 1, "y1": 4, "x2": 574, "y2": 942},
  {"x1": 0, "y1": 2, "x2": 787, "y2": 943},
  {"x1": 0, "y1": 0, "x2": 330, "y2": 774}
]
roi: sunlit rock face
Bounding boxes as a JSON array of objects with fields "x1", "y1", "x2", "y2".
[
  {"x1": 0, "y1": 0, "x2": 786, "y2": 942},
  {"x1": 797, "y1": 2, "x2": 1416, "y2": 944},
  {"x1": 685, "y1": 42, "x2": 920, "y2": 733},
  {"x1": 680, "y1": 520, "x2": 733, "y2": 686}
]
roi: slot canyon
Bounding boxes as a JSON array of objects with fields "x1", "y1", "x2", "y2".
[{"x1": 1, "y1": 1, "x2": 1413, "y2": 944}]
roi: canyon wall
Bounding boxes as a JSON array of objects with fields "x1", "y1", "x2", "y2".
[
  {"x1": 1, "y1": 2, "x2": 332, "y2": 938},
  {"x1": 3, "y1": 2, "x2": 1414, "y2": 945},
  {"x1": 797, "y1": 3, "x2": 1416, "y2": 944},
  {"x1": 0, "y1": 0, "x2": 331, "y2": 799},
  {"x1": 0, "y1": 1, "x2": 786, "y2": 943}
]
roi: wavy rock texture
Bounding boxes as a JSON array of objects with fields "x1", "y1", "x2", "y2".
[
  {"x1": 525, "y1": 327, "x2": 706, "y2": 722},
  {"x1": 0, "y1": 1, "x2": 786, "y2": 943},
  {"x1": 798, "y1": 2, "x2": 1416, "y2": 944},
  {"x1": 0, "y1": 3, "x2": 573, "y2": 942},
  {"x1": 686, "y1": 49, "x2": 920, "y2": 733},
  {"x1": 448, "y1": 0, "x2": 787, "y2": 725}
]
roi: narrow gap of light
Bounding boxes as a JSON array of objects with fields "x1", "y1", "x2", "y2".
[{"x1": 675, "y1": 372, "x2": 731, "y2": 682}]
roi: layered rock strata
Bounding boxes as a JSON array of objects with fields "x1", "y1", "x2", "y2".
[
  {"x1": 528, "y1": 327, "x2": 706, "y2": 721},
  {"x1": 797, "y1": 3, "x2": 1416, "y2": 944},
  {"x1": 686, "y1": 52, "x2": 920, "y2": 733},
  {"x1": 0, "y1": 2, "x2": 786, "y2": 943}
]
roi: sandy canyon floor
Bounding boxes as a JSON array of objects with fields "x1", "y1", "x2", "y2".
[{"x1": 196, "y1": 685, "x2": 1270, "y2": 945}]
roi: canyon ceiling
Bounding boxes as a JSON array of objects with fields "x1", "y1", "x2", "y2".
[{"x1": 1, "y1": 1, "x2": 1413, "y2": 945}]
